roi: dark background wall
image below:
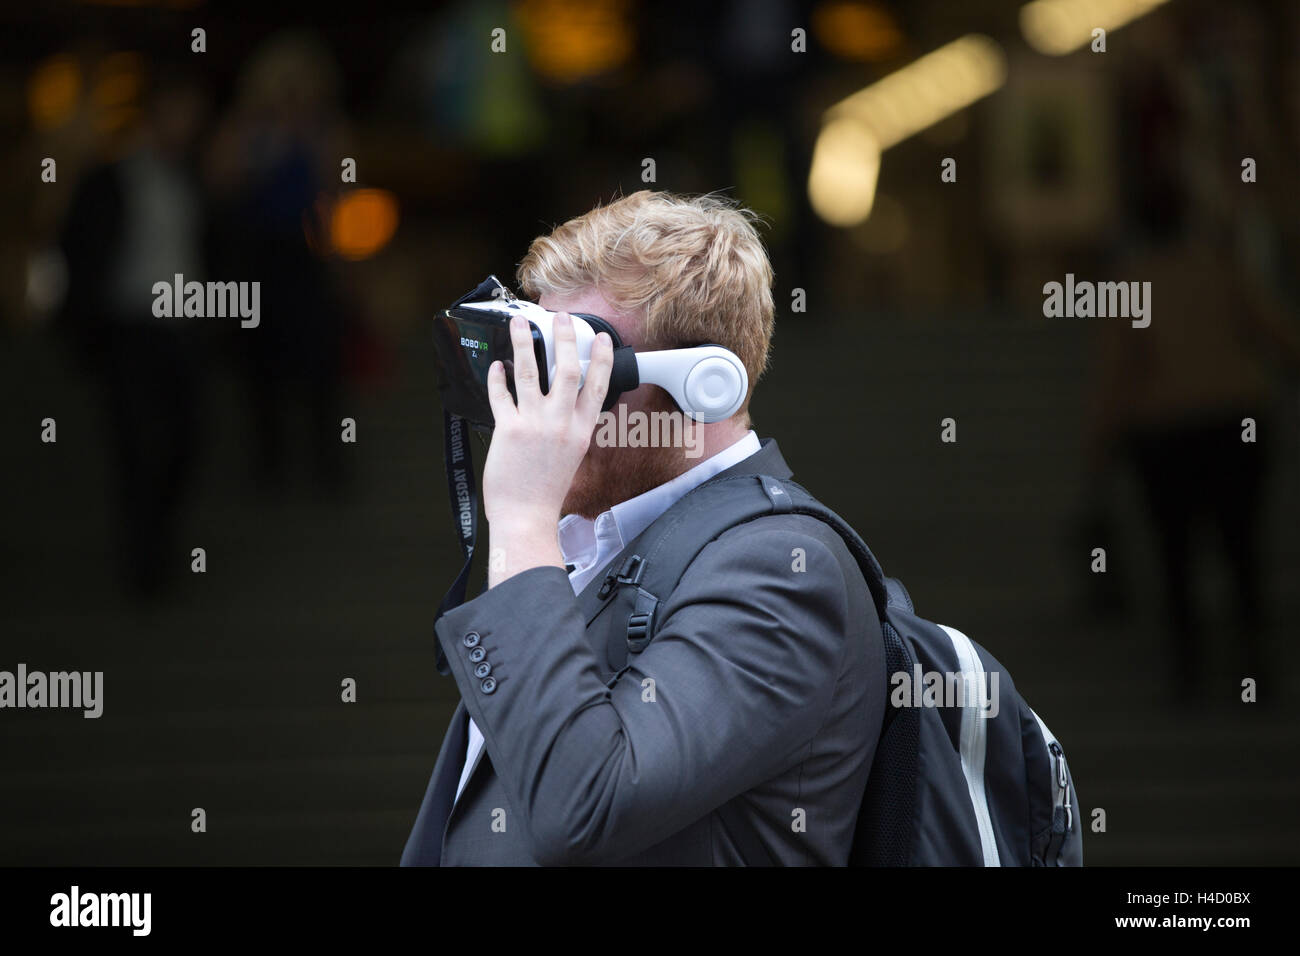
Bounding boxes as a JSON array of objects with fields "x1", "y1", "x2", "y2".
[{"x1": 1, "y1": 0, "x2": 1297, "y2": 864}]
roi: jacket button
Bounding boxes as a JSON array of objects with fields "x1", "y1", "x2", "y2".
[
  {"x1": 463, "y1": 631, "x2": 481, "y2": 648},
  {"x1": 480, "y1": 676, "x2": 497, "y2": 695},
  {"x1": 468, "y1": 646, "x2": 486, "y2": 663},
  {"x1": 474, "y1": 662, "x2": 492, "y2": 679}
]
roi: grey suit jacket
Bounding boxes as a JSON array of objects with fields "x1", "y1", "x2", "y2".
[{"x1": 400, "y1": 438, "x2": 886, "y2": 866}]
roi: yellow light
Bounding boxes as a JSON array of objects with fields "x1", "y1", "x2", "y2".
[
  {"x1": 329, "y1": 189, "x2": 400, "y2": 261},
  {"x1": 825, "y1": 34, "x2": 1006, "y2": 150},
  {"x1": 28, "y1": 55, "x2": 81, "y2": 130},
  {"x1": 1021, "y1": 0, "x2": 1172, "y2": 56},
  {"x1": 807, "y1": 118, "x2": 881, "y2": 227},
  {"x1": 810, "y1": 34, "x2": 1006, "y2": 227}
]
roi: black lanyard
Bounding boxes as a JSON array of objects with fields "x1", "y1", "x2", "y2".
[{"x1": 433, "y1": 410, "x2": 480, "y2": 675}]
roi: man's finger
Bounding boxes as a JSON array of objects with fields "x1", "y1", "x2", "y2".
[
  {"x1": 509, "y1": 314, "x2": 541, "y2": 405},
  {"x1": 485, "y1": 360, "x2": 517, "y2": 422},
  {"x1": 576, "y1": 331, "x2": 614, "y2": 424},
  {"x1": 549, "y1": 311, "x2": 582, "y2": 405}
]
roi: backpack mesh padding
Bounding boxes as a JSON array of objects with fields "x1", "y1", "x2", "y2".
[{"x1": 849, "y1": 618, "x2": 919, "y2": 866}]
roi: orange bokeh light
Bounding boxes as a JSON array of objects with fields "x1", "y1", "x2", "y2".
[
  {"x1": 813, "y1": 1, "x2": 905, "y2": 62},
  {"x1": 328, "y1": 189, "x2": 400, "y2": 260},
  {"x1": 28, "y1": 54, "x2": 81, "y2": 130}
]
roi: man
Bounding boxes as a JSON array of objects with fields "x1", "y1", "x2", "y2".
[{"x1": 402, "y1": 191, "x2": 885, "y2": 865}]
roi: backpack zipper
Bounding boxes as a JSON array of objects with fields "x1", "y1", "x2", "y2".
[{"x1": 1048, "y1": 741, "x2": 1072, "y2": 831}]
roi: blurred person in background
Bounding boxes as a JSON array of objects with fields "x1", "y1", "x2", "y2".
[
  {"x1": 1085, "y1": 13, "x2": 1300, "y2": 701},
  {"x1": 207, "y1": 32, "x2": 348, "y2": 496},
  {"x1": 56, "y1": 66, "x2": 211, "y2": 600}
]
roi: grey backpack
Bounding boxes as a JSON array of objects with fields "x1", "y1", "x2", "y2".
[{"x1": 588, "y1": 472, "x2": 1083, "y2": 866}]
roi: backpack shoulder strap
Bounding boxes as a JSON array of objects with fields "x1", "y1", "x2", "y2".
[
  {"x1": 596, "y1": 473, "x2": 891, "y2": 670},
  {"x1": 593, "y1": 470, "x2": 928, "y2": 866}
]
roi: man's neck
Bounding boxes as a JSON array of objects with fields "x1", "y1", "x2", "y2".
[{"x1": 659, "y1": 417, "x2": 751, "y2": 484}]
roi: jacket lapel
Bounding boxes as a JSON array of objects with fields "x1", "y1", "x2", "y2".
[{"x1": 400, "y1": 699, "x2": 470, "y2": 866}]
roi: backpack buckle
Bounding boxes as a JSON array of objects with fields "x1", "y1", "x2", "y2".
[
  {"x1": 625, "y1": 588, "x2": 659, "y2": 655},
  {"x1": 626, "y1": 613, "x2": 652, "y2": 648},
  {"x1": 597, "y1": 553, "x2": 645, "y2": 599}
]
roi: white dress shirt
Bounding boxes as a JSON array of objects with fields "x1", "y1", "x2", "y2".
[{"x1": 453, "y1": 430, "x2": 762, "y2": 806}]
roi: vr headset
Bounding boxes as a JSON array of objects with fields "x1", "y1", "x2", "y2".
[{"x1": 431, "y1": 275, "x2": 748, "y2": 428}]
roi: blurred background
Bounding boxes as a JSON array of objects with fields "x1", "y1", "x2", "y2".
[{"x1": 1, "y1": 0, "x2": 1298, "y2": 865}]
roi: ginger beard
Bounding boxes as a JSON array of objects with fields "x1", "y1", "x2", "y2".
[
  {"x1": 534, "y1": 288, "x2": 700, "y2": 519},
  {"x1": 561, "y1": 384, "x2": 689, "y2": 520}
]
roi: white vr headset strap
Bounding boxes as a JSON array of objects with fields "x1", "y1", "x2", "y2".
[
  {"x1": 563, "y1": 346, "x2": 747, "y2": 423},
  {"x1": 461, "y1": 299, "x2": 749, "y2": 423},
  {"x1": 629, "y1": 348, "x2": 747, "y2": 423}
]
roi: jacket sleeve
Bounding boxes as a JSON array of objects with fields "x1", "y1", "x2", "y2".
[{"x1": 435, "y1": 519, "x2": 860, "y2": 865}]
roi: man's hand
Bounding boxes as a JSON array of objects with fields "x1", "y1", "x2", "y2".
[{"x1": 482, "y1": 312, "x2": 614, "y2": 587}]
